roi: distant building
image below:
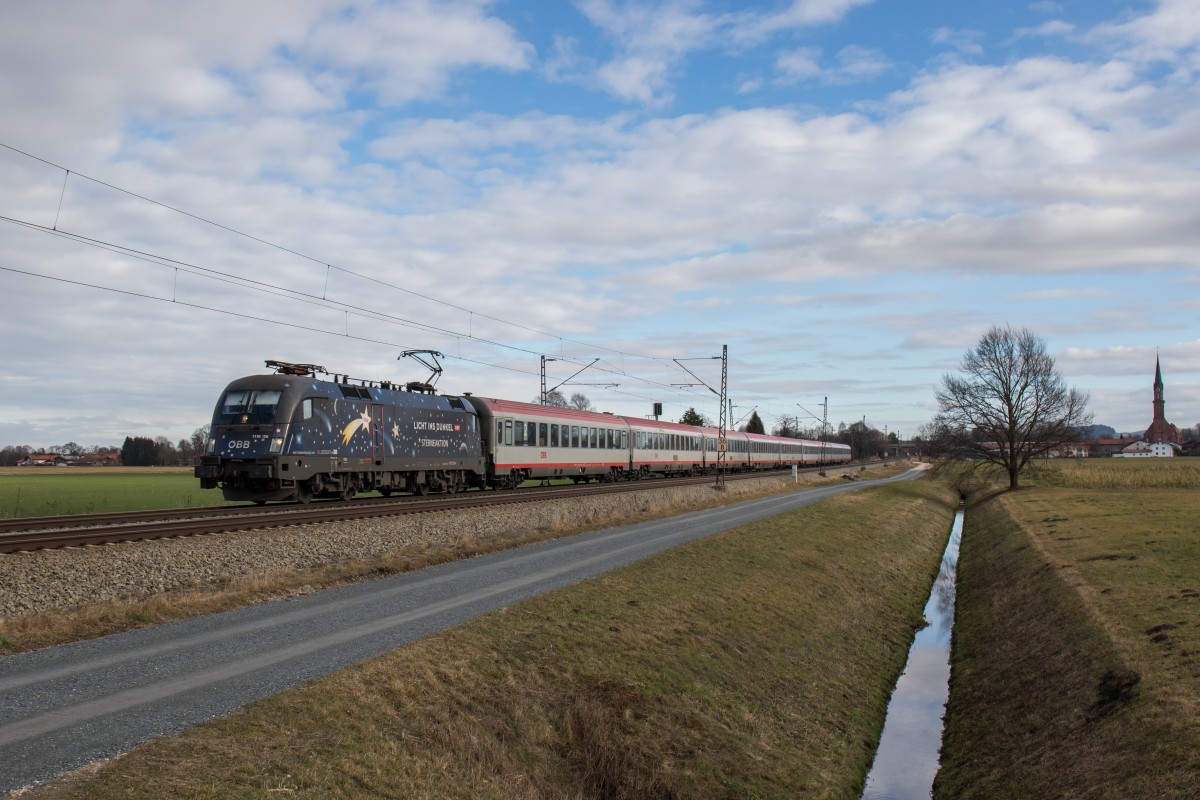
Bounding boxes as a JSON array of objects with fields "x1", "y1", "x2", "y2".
[
  {"x1": 1141, "y1": 355, "x2": 1183, "y2": 457},
  {"x1": 1114, "y1": 440, "x2": 1176, "y2": 458},
  {"x1": 1088, "y1": 437, "x2": 1141, "y2": 458},
  {"x1": 77, "y1": 452, "x2": 120, "y2": 466},
  {"x1": 17, "y1": 453, "x2": 67, "y2": 466}
]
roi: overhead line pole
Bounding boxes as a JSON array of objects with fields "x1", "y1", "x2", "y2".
[
  {"x1": 673, "y1": 349, "x2": 727, "y2": 488},
  {"x1": 541, "y1": 356, "x2": 602, "y2": 404},
  {"x1": 718, "y1": 345, "x2": 728, "y2": 488}
]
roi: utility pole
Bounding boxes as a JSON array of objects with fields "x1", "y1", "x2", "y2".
[
  {"x1": 540, "y1": 355, "x2": 549, "y2": 405},
  {"x1": 540, "y1": 356, "x2": 611, "y2": 404},
  {"x1": 822, "y1": 396, "x2": 828, "y2": 466},
  {"x1": 672, "y1": 346, "x2": 728, "y2": 487},
  {"x1": 717, "y1": 344, "x2": 728, "y2": 487}
]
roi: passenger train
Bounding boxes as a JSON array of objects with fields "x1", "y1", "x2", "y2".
[{"x1": 194, "y1": 361, "x2": 852, "y2": 503}]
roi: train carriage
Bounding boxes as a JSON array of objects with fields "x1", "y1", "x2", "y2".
[
  {"x1": 619, "y1": 417, "x2": 707, "y2": 477},
  {"x1": 745, "y1": 431, "x2": 784, "y2": 470},
  {"x1": 465, "y1": 397, "x2": 632, "y2": 486}
]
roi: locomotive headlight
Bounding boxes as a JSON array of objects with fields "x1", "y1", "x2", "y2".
[
  {"x1": 207, "y1": 437, "x2": 217, "y2": 454},
  {"x1": 269, "y1": 437, "x2": 284, "y2": 454}
]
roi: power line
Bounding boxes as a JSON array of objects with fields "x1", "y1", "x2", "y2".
[
  {"x1": 0, "y1": 140, "x2": 672, "y2": 364},
  {"x1": 0, "y1": 142, "x2": 739, "y2": 409}
]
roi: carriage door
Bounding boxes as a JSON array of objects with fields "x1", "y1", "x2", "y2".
[{"x1": 371, "y1": 404, "x2": 385, "y2": 465}]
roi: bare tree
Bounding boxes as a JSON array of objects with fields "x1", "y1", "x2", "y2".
[
  {"x1": 568, "y1": 392, "x2": 594, "y2": 411},
  {"x1": 190, "y1": 425, "x2": 210, "y2": 455},
  {"x1": 932, "y1": 325, "x2": 1092, "y2": 489},
  {"x1": 772, "y1": 414, "x2": 801, "y2": 438},
  {"x1": 538, "y1": 389, "x2": 570, "y2": 407},
  {"x1": 154, "y1": 435, "x2": 178, "y2": 466}
]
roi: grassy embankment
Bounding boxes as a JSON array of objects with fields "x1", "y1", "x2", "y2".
[
  {"x1": 19, "y1": 478, "x2": 957, "y2": 799},
  {"x1": 935, "y1": 458, "x2": 1200, "y2": 799}
]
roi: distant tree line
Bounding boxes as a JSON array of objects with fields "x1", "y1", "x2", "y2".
[{"x1": 1, "y1": 426, "x2": 210, "y2": 467}]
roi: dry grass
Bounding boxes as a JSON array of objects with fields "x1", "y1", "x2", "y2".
[
  {"x1": 935, "y1": 474, "x2": 1200, "y2": 798},
  {"x1": 1030, "y1": 458, "x2": 1200, "y2": 489},
  {"x1": 17, "y1": 479, "x2": 958, "y2": 799}
]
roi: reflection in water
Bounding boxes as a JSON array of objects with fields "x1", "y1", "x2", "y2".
[{"x1": 862, "y1": 509, "x2": 964, "y2": 800}]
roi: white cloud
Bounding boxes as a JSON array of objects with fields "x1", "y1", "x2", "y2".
[
  {"x1": 577, "y1": 0, "x2": 876, "y2": 103},
  {"x1": 1090, "y1": 0, "x2": 1200, "y2": 66},
  {"x1": 1015, "y1": 287, "x2": 1119, "y2": 300},
  {"x1": 302, "y1": 0, "x2": 535, "y2": 105},
  {"x1": 931, "y1": 27, "x2": 985, "y2": 56},
  {"x1": 2, "y1": 0, "x2": 1199, "y2": 444}
]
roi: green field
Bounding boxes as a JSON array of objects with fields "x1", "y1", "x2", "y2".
[
  {"x1": 17, "y1": 479, "x2": 959, "y2": 799},
  {"x1": 0, "y1": 468, "x2": 227, "y2": 518},
  {"x1": 936, "y1": 459, "x2": 1200, "y2": 799}
]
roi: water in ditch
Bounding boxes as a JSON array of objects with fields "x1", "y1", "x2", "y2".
[{"x1": 861, "y1": 507, "x2": 964, "y2": 800}]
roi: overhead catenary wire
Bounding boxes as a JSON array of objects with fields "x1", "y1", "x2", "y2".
[
  {"x1": 1, "y1": 140, "x2": 662, "y2": 363},
  {"x1": 0, "y1": 141, "x2": 728, "y2": 412}
]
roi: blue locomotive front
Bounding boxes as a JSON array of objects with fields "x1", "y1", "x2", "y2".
[{"x1": 195, "y1": 362, "x2": 487, "y2": 502}]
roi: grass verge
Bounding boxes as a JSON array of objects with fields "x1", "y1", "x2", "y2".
[
  {"x1": 934, "y1": 465, "x2": 1200, "y2": 798},
  {"x1": 18, "y1": 479, "x2": 956, "y2": 799}
]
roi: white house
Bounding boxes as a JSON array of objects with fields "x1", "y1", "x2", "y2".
[{"x1": 1113, "y1": 440, "x2": 1178, "y2": 458}]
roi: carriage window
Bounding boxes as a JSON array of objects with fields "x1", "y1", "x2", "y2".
[
  {"x1": 504, "y1": 420, "x2": 513, "y2": 446},
  {"x1": 571, "y1": 426, "x2": 579, "y2": 448},
  {"x1": 514, "y1": 421, "x2": 525, "y2": 446},
  {"x1": 539, "y1": 423, "x2": 548, "y2": 447},
  {"x1": 551, "y1": 424, "x2": 559, "y2": 447},
  {"x1": 589, "y1": 428, "x2": 597, "y2": 448}
]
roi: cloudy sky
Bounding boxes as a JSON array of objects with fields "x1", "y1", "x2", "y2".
[{"x1": 1, "y1": 0, "x2": 1197, "y2": 449}]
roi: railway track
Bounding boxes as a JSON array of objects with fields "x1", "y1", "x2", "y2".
[{"x1": 0, "y1": 469, "x2": 825, "y2": 553}]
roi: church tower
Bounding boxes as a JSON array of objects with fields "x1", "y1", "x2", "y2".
[{"x1": 1144, "y1": 355, "x2": 1182, "y2": 446}]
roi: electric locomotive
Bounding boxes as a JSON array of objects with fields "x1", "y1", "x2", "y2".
[{"x1": 195, "y1": 361, "x2": 486, "y2": 502}]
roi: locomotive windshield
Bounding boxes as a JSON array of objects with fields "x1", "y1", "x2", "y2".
[{"x1": 218, "y1": 389, "x2": 283, "y2": 424}]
